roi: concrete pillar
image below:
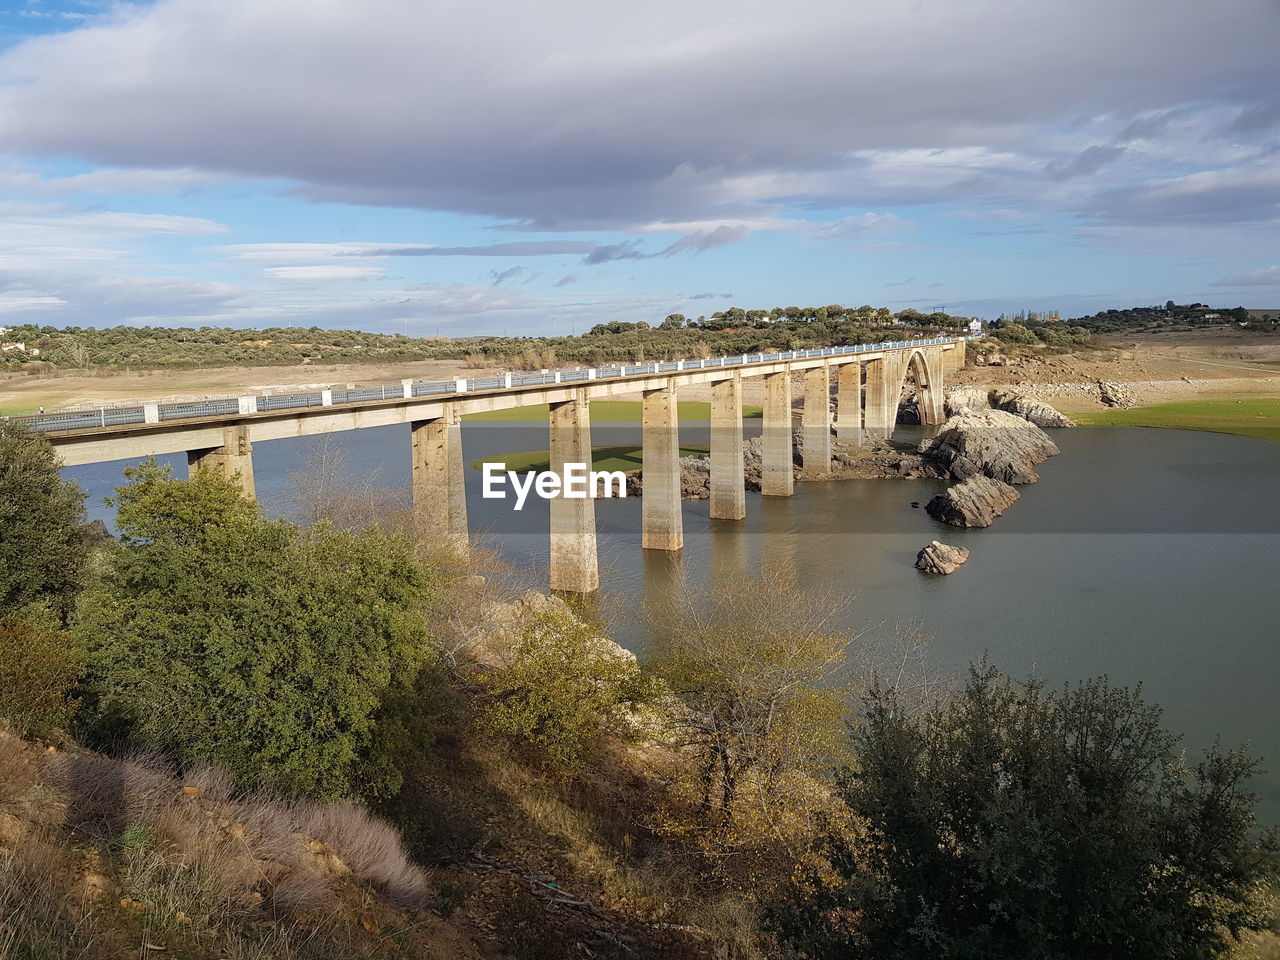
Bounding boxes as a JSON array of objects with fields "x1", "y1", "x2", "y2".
[
  {"x1": 642, "y1": 382, "x2": 683, "y2": 551},
  {"x1": 834, "y1": 361, "x2": 863, "y2": 445},
  {"x1": 802, "y1": 365, "x2": 832, "y2": 475},
  {"x1": 410, "y1": 405, "x2": 469, "y2": 545},
  {"x1": 710, "y1": 374, "x2": 745, "y2": 521},
  {"x1": 761, "y1": 369, "x2": 794, "y2": 497},
  {"x1": 188, "y1": 424, "x2": 255, "y2": 498},
  {"x1": 864, "y1": 357, "x2": 893, "y2": 439},
  {"x1": 921, "y1": 351, "x2": 946, "y2": 425},
  {"x1": 549, "y1": 392, "x2": 599, "y2": 593},
  {"x1": 401, "y1": 378, "x2": 413, "y2": 399}
]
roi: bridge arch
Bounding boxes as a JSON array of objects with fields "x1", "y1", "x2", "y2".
[{"x1": 889, "y1": 346, "x2": 945, "y2": 437}]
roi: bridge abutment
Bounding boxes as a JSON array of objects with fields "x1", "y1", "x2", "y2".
[
  {"x1": 642, "y1": 382, "x2": 684, "y2": 551},
  {"x1": 761, "y1": 369, "x2": 794, "y2": 497},
  {"x1": 710, "y1": 374, "x2": 746, "y2": 521},
  {"x1": 187, "y1": 424, "x2": 255, "y2": 498},
  {"x1": 549, "y1": 392, "x2": 599, "y2": 593}
]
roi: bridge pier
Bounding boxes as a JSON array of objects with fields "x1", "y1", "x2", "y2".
[
  {"x1": 187, "y1": 424, "x2": 255, "y2": 498},
  {"x1": 549, "y1": 392, "x2": 599, "y2": 594},
  {"x1": 834, "y1": 361, "x2": 863, "y2": 446},
  {"x1": 864, "y1": 357, "x2": 892, "y2": 439},
  {"x1": 642, "y1": 382, "x2": 683, "y2": 551},
  {"x1": 921, "y1": 356, "x2": 946, "y2": 425},
  {"x1": 710, "y1": 374, "x2": 745, "y2": 521},
  {"x1": 802, "y1": 365, "x2": 831, "y2": 475},
  {"x1": 761, "y1": 369, "x2": 794, "y2": 497},
  {"x1": 411, "y1": 406, "x2": 468, "y2": 546}
]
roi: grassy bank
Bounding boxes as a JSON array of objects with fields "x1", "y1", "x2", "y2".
[
  {"x1": 464, "y1": 400, "x2": 762, "y2": 422},
  {"x1": 472, "y1": 444, "x2": 710, "y2": 473},
  {"x1": 1073, "y1": 396, "x2": 1280, "y2": 442}
]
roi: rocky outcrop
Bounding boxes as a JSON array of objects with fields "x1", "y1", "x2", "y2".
[
  {"x1": 467, "y1": 589, "x2": 636, "y2": 669},
  {"x1": 915, "y1": 541, "x2": 970, "y2": 575},
  {"x1": 988, "y1": 389, "x2": 1076, "y2": 428},
  {"x1": 945, "y1": 386, "x2": 990, "y2": 417},
  {"x1": 897, "y1": 385, "x2": 921, "y2": 425},
  {"x1": 831, "y1": 437, "x2": 948, "y2": 479},
  {"x1": 919, "y1": 410, "x2": 1060, "y2": 484},
  {"x1": 926, "y1": 476, "x2": 1021, "y2": 527},
  {"x1": 1097, "y1": 380, "x2": 1136, "y2": 407}
]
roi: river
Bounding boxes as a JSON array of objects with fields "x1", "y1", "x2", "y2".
[{"x1": 65, "y1": 419, "x2": 1280, "y2": 819}]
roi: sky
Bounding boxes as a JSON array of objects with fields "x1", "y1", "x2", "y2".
[{"x1": 0, "y1": 0, "x2": 1276, "y2": 336}]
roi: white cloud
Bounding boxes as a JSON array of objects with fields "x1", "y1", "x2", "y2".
[
  {"x1": 1212, "y1": 265, "x2": 1280, "y2": 287},
  {"x1": 264, "y1": 265, "x2": 383, "y2": 280},
  {"x1": 0, "y1": 294, "x2": 66, "y2": 313}
]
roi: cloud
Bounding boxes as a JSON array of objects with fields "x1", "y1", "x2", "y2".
[
  {"x1": 0, "y1": 293, "x2": 66, "y2": 313},
  {"x1": 654, "y1": 224, "x2": 750, "y2": 256},
  {"x1": 1082, "y1": 163, "x2": 1280, "y2": 226},
  {"x1": 884, "y1": 277, "x2": 916, "y2": 287},
  {"x1": 687, "y1": 291, "x2": 733, "y2": 300},
  {"x1": 553, "y1": 274, "x2": 577, "y2": 286},
  {"x1": 489, "y1": 266, "x2": 524, "y2": 285},
  {"x1": 1045, "y1": 144, "x2": 1126, "y2": 180},
  {"x1": 264, "y1": 265, "x2": 382, "y2": 280},
  {"x1": 583, "y1": 240, "x2": 645, "y2": 264},
  {"x1": 0, "y1": 0, "x2": 1275, "y2": 231},
  {"x1": 1211, "y1": 265, "x2": 1280, "y2": 287}
]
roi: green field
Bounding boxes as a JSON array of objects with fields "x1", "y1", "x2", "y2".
[
  {"x1": 471, "y1": 444, "x2": 710, "y2": 474},
  {"x1": 1074, "y1": 397, "x2": 1280, "y2": 442},
  {"x1": 463, "y1": 400, "x2": 762, "y2": 422}
]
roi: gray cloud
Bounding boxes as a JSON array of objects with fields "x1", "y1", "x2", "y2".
[
  {"x1": 654, "y1": 224, "x2": 750, "y2": 256},
  {"x1": 0, "y1": 0, "x2": 1275, "y2": 231},
  {"x1": 1211, "y1": 265, "x2": 1280, "y2": 286},
  {"x1": 553, "y1": 274, "x2": 578, "y2": 286},
  {"x1": 884, "y1": 276, "x2": 916, "y2": 287},
  {"x1": 1045, "y1": 144, "x2": 1126, "y2": 180},
  {"x1": 489, "y1": 266, "x2": 524, "y2": 285},
  {"x1": 687, "y1": 292, "x2": 733, "y2": 300}
]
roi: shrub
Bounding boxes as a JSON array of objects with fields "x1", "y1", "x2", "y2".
[
  {"x1": 481, "y1": 609, "x2": 651, "y2": 769},
  {"x1": 0, "y1": 422, "x2": 88, "y2": 621},
  {"x1": 77, "y1": 461, "x2": 435, "y2": 799},
  {"x1": 775, "y1": 663, "x2": 1278, "y2": 960},
  {"x1": 0, "y1": 617, "x2": 82, "y2": 736}
]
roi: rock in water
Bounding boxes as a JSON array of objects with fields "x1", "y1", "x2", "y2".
[
  {"x1": 926, "y1": 476, "x2": 1021, "y2": 527},
  {"x1": 915, "y1": 540, "x2": 970, "y2": 575},
  {"x1": 918, "y1": 410, "x2": 1060, "y2": 484},
  {"x1": 988, "y1": 389, "x2": 1076, "y2": 428}
]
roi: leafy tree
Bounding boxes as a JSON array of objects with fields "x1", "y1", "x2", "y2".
[
  {"x1": 0, "y1": 617, "x2": 82, "y2": 735},
  {"x1": 0, "y1": 422, "x2": 88, "y2": 621},
  {"x1": 659, "y1": 314, "x2": 687, "y2": 330},
  {"x1": 480, "y1": 608, "x2": 651, "y2": 769},
  {"x1": 990, "y1": 321, "x2": 1038, "y2": 344},
  {"x1": 650, "y1": 575, "x2": 852, "y2": 817},
  {"x1": 78, "y1": 461, "x2": 435, "y2": 799},
  {"x1": 776, "y1": 664, "x2": 1277, "y2": 960}
]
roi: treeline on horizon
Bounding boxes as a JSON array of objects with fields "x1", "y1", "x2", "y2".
[{"x1": 1, "y1": 297, "x2": 1272, "y2": 373}]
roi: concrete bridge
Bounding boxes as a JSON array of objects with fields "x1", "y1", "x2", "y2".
[{"x1": 19, "y1": 336, "x2": 968, "y2": 593}]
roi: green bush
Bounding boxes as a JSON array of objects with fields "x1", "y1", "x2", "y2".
[
  {"x1": 0, "y1": 422, "x2": 88, "y2": 621},
  {"x1": 776, "y1": 663, "x2": 1277, "y2": 959},
  {"x1": 480, "y1": 609, "x2": 650, "y2": 769},
  {"x1": 78, "y1": 461, "x2": 435, "y2": 799},
  {"x1": 0, "y1": 617, "x2": 82, "y2": 736}
]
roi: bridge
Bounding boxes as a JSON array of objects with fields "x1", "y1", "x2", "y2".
[{"x1": 15, "y1": 336, "x2": 969, "y2": 593}]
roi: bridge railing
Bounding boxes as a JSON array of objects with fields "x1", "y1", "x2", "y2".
[{"x1": 9, "y1": 335, "x2": 972, "y2": 434}]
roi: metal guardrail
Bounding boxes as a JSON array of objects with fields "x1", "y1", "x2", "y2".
[{"x1": 9, "y1": 336, "x2": 972, "y2": 435}]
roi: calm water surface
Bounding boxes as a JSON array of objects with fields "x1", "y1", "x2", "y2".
[{"x1": 67, "y1": 421, "x2": 1280, "y2": 818}]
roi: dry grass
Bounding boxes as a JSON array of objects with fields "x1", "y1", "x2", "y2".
[{"x1": 0, "y1": 729, "x2": 444, "y2": 959}]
